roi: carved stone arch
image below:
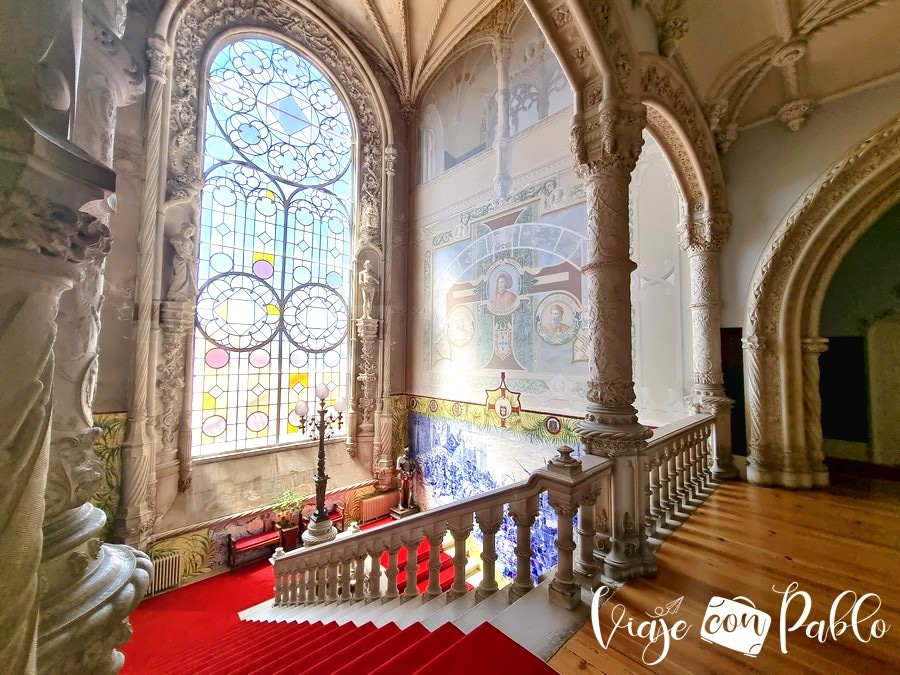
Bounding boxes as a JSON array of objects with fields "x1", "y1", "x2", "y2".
[
  {"x1": 639, "y1": 53, "x2": 725, "y2": 215},
  {"x1": 523, "y1": 0, "x2": 640, "y2": 107},
  {"x1": 125, "y1": 0, "x2": 400, "y2": 533},
  {"x1": 743, "y1": 114, "x2": 900, "y2": 489}
]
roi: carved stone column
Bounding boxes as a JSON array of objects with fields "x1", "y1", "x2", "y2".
[
  {"x1": 492, "y1": 35, "x2": 512, "y2": 199},
  {"x1": 373, "y1": 146, "x2": 395, "y2": 489},
  {"x1": 680, "y1": 212, "x2": 738, "y2": 480},
  {"x1": 742, "y1": 335, "x2": 774, "y2": 485},
  {"x1": 572, "y1": 100, "x2": 655, "y2": 581},
  {"x1": 0, "y1": 249, "x2": 79, "y2": 675},
  {"x1": 115, "y1": 36, "x2": 170, "y2": 546},
  {"x1": 801, "y1": 337, "x2": 829, "y2": 487}
]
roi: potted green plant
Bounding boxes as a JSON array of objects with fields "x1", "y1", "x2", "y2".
[{"x1": 273, "y1": 489, "x2": 302, "y2": 550}]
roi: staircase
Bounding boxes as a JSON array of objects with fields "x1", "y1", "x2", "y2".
[{"x1": 137, "y1": 618, "x2": 556, "y2": 674}]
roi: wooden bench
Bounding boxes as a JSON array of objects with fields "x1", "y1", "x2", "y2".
[{"x1": 228, "y1": 529, "x2": 281, "y2": 568}]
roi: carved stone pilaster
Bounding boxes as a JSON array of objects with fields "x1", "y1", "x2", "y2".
[
  {"x1": 742, "y1": 335, "x2": 774, "y2": 485},
  {"x1": 801, "y1": 337, "x2": 829, "y2": 486},
  {"x1": 156, "y1": 301, "x2": 193, "y2": 490},
  {"x1": 356, "y1": 317, "x2": 379, "y2": 433}
]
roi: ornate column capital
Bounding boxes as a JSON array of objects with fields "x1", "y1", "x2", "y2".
[
  {"x1": 146, "y1": 36, "x2": 171, "y2": 83},
  {"x1": 492, "y1": 34, "x2": 512, "y2": 64},
  {"x1": 801, "y1": 336, "x2": 829, "y2": 354},
  {"x1": 742, "y1": 335, "x2": 768, "y2": 352},
  {"x1": 571, "y1": 100, "x2": 647, "y2": 179},
  {"x1": 679, "y1": 211, "x2": 730, "y2": 253}
]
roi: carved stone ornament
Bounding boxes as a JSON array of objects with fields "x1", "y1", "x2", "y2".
[
  {"x1": 356, "y1": 317, "x2": 379, "y2": 426},
  {"x1": 571, "y1": 102, "x2": 647, "y2": 178},
  {"x1": 167, "y1": 222, "x2": 198, "y2": 301},
  {"x1": 678, "y1": 212, "x2": 729, "y2": 253},
  {"x1": 167, "y1": 0, "x2": 383, "y2": 211},
  {"x1": 45, "y1": 428, "x2": 104, "y2": 520},
  {"x1": 778, "y1": 98, "x2": 815, "y2": 132},
  {"x1": 0, "y1": 189, "x2": 112, "y2": 263}
]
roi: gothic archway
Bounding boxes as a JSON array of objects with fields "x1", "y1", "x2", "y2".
[{"x1": 743, "y1": 114, "x2": 900, "y2": 488}]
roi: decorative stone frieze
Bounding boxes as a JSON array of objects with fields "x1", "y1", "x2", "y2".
[{"x1": 356, "y1": 318, "x2": 379, "y2": 431}]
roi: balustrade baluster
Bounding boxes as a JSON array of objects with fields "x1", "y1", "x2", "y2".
[
  {"x1": 306, "y1": 565, "x2": 315, "y2": 603},
  {"x1": 548, "y1": 499, "x2": 580, "y2": 609},
  {"x1": 675, "y1": 440, "x2": 688, "y2": 511},
  {"x1": 475, "y1": 506, "x2": 503, "y2": 600},
  {"x1": 367, "y1": 548, "x2": 382, "y2": 602},
  {"x1": 402, "y1": 533, "x2": 424, "y2": 601},
  {"x1": 424, "y1": 525, "x2": 445, "y2": 601},
  {"x1": 508, "y1": 496, "x2": 539, "y2": 601},
  {"x1": 297, "y1": 563, "x2": 308, "y2": 605},
  {"x1": 326, "y1": 557, "x2": 338, "y2": 603},
  {"x1": 339, "y1": 556, "x2": 352, "y2": 601},
  {"x1": 286, "y1": 570, "x2": 296, "y2": 605},
  {"x1": 447, "y1": 516, "x2": 473, "y2": 600},
  {"x1": 384, "y1": 542, "x2": 401, "y2": 601},
  {"x1": 316, "y1": 563, "x2": 327, "y2": 603},
  {"x1": 645, "y1": 455, "x2": 660, "y2": 538},
  {"x1": 353, "y1": 551, "x2": 367, "y2": 602}
]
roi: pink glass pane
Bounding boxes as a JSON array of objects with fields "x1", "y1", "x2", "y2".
[
  {"x1": 249, "y1": 349, "x2": 270, "y2": 368},
  {"x1": 247, "y1": 411, "x2": 269, "y2": 432},
  {"x1": 202, "y1": 415, "x2": 227, "y2": 437},
  {"x1": 253, "y1": 259, "x2": 274, "y2": 279},
  {"x1": 205, "y1": 348, "x2": 230, "y2": 369}
]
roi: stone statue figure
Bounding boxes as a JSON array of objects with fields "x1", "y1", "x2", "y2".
[
  {"x1": 358, "y1": 259, "x2": 379, "y2": 318},
  {"x1": 396, "y1": 446, "x2": 418, "y2": 510},
  {"x1": 359, "y1": 201, "x2": 379, "y2": 245},
  {"x1": 168, "y1": 223, "x2": 197, "y2": 302}
]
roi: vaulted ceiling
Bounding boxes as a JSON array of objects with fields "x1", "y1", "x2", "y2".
[{"x1": 319, "y1": 0, "x2": 900, "y2": 150}]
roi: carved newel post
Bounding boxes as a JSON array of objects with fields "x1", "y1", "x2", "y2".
[
  {"x1": 572, "y1": 100, "x2": 656, "y2": 581},
  {"x1": 680, "y1": 212, "x2": 738, "y2": 480}
]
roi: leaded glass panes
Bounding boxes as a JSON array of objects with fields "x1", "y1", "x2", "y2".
[{"x1": 192, "y1": 37, "x2": 353, "y2": 457}]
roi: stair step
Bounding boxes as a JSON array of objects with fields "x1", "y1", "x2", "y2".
[
  {"x1": 281, "y1": 622, "x2": 377, "y2": 675},
  {"x1": 330, "y1": 622, "x2": 429, "y2": 675},
  {"x1": 244, "y1": 621, "x2": 355, "y2": 675},
  {"x1": 489, "y1": 576, "x2": 593, "y2": 661},
  {"x1": 372, "y1": 593, "x2": 442, "y2": 628},
  {"x1": 336, "y1": 595, "x2": 403, "y2": 626},
  {"x1": 453, "y1": 587, "x2": 514, "y2": 634},
  {"x1": 368, "y1": 622, "x2": 464, "y2": 675},
  {"x1": 413, "y1": 622, "x2": 556, "y2": 674},
  {"x1": 420, "y1": 592, "x2": 478, "y2": 630},
  {"x1": 321, "y1": 622, "x2": 401, "y2": 675}
]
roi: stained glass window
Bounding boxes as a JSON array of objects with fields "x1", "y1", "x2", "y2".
[{"x1": 192, "y1": 37, "x2": 353, "y2": 457}]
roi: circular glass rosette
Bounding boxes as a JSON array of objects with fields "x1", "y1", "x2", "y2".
[
  {"x1": 283, "y1": 282, "x2": 349, "y2": 352},
  {"x1": 195, "y1": 272, "x2": 281, "y2": 350}
]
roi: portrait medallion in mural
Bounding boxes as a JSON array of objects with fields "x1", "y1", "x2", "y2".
[
  {"x1": 535, "y1": 292, "x2": 581, "y2": 345},
  {"x1": 446, "y1": 305, "x2": 475, "y2": 348}
]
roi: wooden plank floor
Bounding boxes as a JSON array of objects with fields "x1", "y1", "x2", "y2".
[{"x1": 549, "y1": 479, "x2": 900, "y2": 674}]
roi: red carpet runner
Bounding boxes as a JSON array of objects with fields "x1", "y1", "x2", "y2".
[{"x1": 135, "y1": 620, "x2": 555, "y2": 674}]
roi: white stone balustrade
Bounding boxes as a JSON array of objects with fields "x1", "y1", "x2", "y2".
[{"x1": 272, "y1": 417, "x2": 718, "y2": 614}]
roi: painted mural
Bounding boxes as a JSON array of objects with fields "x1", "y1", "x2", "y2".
[
  {"x1": 402, "y1": 391, "x2": 582, "y2": 582},
  {"x1": 426, "y1": 183, "x2": 591, "y2": 417}
]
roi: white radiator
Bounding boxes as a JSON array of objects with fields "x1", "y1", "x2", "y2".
[
  {"x1": 148, "y1": 552, "x2": 183, "y2": 595},
  {"x1": 361, "y1": 492, "x2": 399, "y2": 523}
]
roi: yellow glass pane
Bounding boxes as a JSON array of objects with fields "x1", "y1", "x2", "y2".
[
  {"x1": 203, "y1": 393, "x2": 217, "y2": 411},
  {"x1": 290, "y1": 373, "x2": 308, "y2": 389},
  {"x1": 266, "y1": 303, "x2": 280, "y2": 315},
  {"x1": 254, "y1": 251, "x2": 276, "y2": 264}
]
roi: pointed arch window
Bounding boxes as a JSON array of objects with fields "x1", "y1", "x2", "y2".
[{"x1": 192, "y1": 37, "x2": 353, "y2": 457}]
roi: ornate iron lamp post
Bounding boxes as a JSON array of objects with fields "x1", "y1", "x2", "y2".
[{"x1": 295, "y1": 383, "x2": 347, "y2": 546}]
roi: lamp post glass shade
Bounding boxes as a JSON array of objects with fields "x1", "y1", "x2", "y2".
[
  {"x1": 315, "y1": 383, "x2": 329, "y2": 400},
  {"x1": 294, "y1": 400, "x2": 309, "y2": 417}
]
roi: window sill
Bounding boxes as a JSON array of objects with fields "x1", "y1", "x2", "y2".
[{"x1": 192, "y1": 436, "x2": 347, "y2": 466}]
